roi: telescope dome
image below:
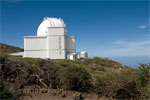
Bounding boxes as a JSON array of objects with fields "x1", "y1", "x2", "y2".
[
  {"x1": 80, "y1": 51, "x2": 87, "y2": 55},
  {"x1": 80, "y1": 51, "x2": 88, "y2": 59},
  {"x1": 37, "y1": 17, "x2": 66, "y2": 36}
]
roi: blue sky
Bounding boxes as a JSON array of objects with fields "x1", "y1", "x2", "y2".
[{"x1": 0, "y1": 0, "x2": 149, "y2": 66}]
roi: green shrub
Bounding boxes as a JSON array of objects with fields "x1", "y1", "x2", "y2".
[
  {"x1": 0, "y1": 80, "x2": 13, "y2": 100},
  {"x1": 93, "y1": 68, "x2": 139, "y2": 99},
  {"x1": 138, "y1": 64, "x2": 150, "y2": 87},
  {"x1": 0, "y1": 54, "x2": 9, "y2": 64},
  {"x1": 2, "y1": 53, "x2": 150, "y2": 100},
  {"x1": 59, "y1": 66, "x2": 92, "y2": 91},
  {"x1": 92, "y1": 57, "x2": 122, "y2": 68},
  {"x1": 137, "y1": 64, "x2": 150, "y2": 99}
]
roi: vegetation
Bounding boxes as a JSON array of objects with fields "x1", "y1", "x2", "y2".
[
  {"x1": 0, "y1": 43, "x2": 23, "y2": 54},
  {"x1": 0, "y1": 43, "x2": 149, "y2": 100},
  {"x1": 0, "y1": 80, "x2": 13, "y2": 100},
  {"x1": 58, "y1": 66, "x2": 92, "y2": 91}
]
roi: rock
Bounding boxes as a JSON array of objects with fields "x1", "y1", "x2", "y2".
[
  {"x1": 10, "y1": 78, "x2": 15, "y2": 83},
  {"x1": 18, "y1": 84, "x2": 24, "y2": 89},
  {"x1": 73, "y1": 92, "x2": 84, "y2": 100},
  {"x1": 53, "y1": 92, "x2": 56, "y2": 96},
  {"x1": 61, "y1": 93, "x2": 66, "y2": 98},
  {"x1": 98, "y1": 96, "x2": 113, "y2": 100},
  {"x1": 61, "y1": 91, "x2": 67, "y2": 98}
]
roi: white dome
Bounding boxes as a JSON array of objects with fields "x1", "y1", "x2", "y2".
[
  {"x1": 80, "y1": 51, "x2": 87, "y2": 55},
  {"x1": 37, "y1": 17, "x2": 66, "y2": 36}
]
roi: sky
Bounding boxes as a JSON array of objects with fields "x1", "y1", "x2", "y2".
[{"x1": 0, "y1": 0, "x2": 150, "y2": 67}]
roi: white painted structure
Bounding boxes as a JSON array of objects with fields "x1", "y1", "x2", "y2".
[
  {"x1": 10, "y1": 52, "x2": 24, "y2": 57},
  {"x1": 23, "y1": 17, "x2": 76, "y2": 59},
  {"x1": 80, "y1": 51, "x2": 88, "y2": 59}
]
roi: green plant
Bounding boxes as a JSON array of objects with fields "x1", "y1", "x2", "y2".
[
  {"x1": 137, "y1": 64, "x2": 150, "y2": 99},
  {"x1": 0, "y1": 80, "x2": 13, "y2": 100},
  {"x1": 0, "y1": 54, "x2": 9, "y2": 64},
  {"x1": 59, "y1": 66, "x2": 92, "y2": 91},
  {"x1": 138, "y1": 64, "x2": 150, "y2": 87}
]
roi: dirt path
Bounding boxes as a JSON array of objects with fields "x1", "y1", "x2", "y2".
[
  {"x1": 22, "y1": 93, "x2": 102, "y2": 100},
  {"x1": 23, "y1": 94, "x2": 72, "y2": 100}
]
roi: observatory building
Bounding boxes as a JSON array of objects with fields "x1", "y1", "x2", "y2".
[
  {"x1": 9, "y1": 17, "x2": 88, "y2": 60},
  {"x1": 24, "y1": 17, "x2": 76, "y2": 59},
  {"x1": 23, "y1": 17, "x2": 88, "y2": 60}
]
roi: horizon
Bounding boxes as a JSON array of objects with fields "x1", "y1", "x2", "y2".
[{"x1": 1, "y1": 0, "x2": 149, "y2": 67}]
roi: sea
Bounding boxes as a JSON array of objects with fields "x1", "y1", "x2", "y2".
[{"x1": 109, "y1": 56, "x2": 150, "y2": 67}]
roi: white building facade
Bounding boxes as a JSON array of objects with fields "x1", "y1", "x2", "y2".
[{"x1": 23, "y1": 17, "x2": 76, "y2": 59}]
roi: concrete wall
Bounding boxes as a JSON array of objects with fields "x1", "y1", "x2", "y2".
[
  {"x1": 24, "y1": 51, "x2": 47, "y2": 59},
  {"x1": 48, "y1": 27, "x2": 66, "y2": 36},
  {"x1": 24, "y1": 36, "x2": 47, "y2": 58},
  {"x1": 66, "y1": 36, "x2": 76, "y2": 54},
  {"x1": 47, "y1": 27, "x2": 66, "y2": 59},
  {"x1": 46, "y1": 36, "x2": 65, "y2": 50},
  {"x1": 47, "y1": 50, "x2": 66, "y2": 59},
  {"x1": 24, "y1": 27, "x2": 75, "y2": 59}
]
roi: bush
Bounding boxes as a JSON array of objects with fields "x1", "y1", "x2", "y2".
[
  {"x1": 1, "y1": 53, "x2": 149, "y2": 100},
  {"x1": 93, "y1": 64, "x2": 150, "y2": 100},
  {"x1": 93, "y1": 68, "x2": 139, "y2": 99},
  {"x1": 92, "y1": 57, "x2": 122, "y2": 68},
  {"x1": 138, "y1": 64, "x2": 150, "y2": 87},
  {"x1": 137, "y1": 64, "x2": 150, "y2": 99},
  {"x1": 59, "y1": 66, "x2": 92, "y2": 91},
  {"x1": 0, "y1": 54, "x2": 9, "y2": 64},
  {"x1": 0, "y1": 80, "x2": 13, "y2": 100}
]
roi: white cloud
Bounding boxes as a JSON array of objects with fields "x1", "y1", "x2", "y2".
[
  {"x1": 97, "y1": 40, "x2": 104, "y2": 46},
  {"x1": 138, "y1": 19, "x2": 150, "y2": 29},
  {"x1": 114, "y1": 40, "x2": 150, "y2": 47},
  {"x1": 101, "y1": 40, "x2": 150, "y2": 57},
  {"x1": 139, "y1": 25, "x2": 147, "y2": 29},
  {"x1": 114, "y1": 40, "x2": 125, "y2": 45},
  {"x1": 138, "y1": 24, "x2": 150, "y2": 29}
]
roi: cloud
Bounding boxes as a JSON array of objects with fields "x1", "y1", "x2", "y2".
[
  {"x1": 114, "y1": 40, "x2": 150, "y2": 47},
  {"x1": 138, "y1": 19, "x2": 150, "y2": 29},
  {"x1": 101, "y1": 40, "x2": 150, "y2": 57},
  {"x1": 97, "y1": 40, "x2": 104, "y2": 46},
  {"x1": 114, "y1": 40, "x2": 125, "y2": 45},
  {"x1": 139, "y1": 25, "x2": 148, "y2": 29}
]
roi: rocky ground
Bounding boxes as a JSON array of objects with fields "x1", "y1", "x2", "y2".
[{"x1": 22, "y1": 90, "x2": 112, "y2": 100}]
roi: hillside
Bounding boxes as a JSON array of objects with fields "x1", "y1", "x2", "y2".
[
  {"x1": 0, "y1": 43, "x2": 150, "y2": 100},
  {"x1": 0, "y1": 43, "x2": 23, "y2": 54}
]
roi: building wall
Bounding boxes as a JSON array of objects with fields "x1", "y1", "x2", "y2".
[
  {"x1": 24, "y1": 28, "x2": 75, "y2": 59},
  {"x1": 24, "y1": 51, "x2": 47, "y2": 58},
  {"x1": 48, "y1": 27, "x2": 67, "y2": 36},
  {"x1": 66, "y1": 36, "x2": 76, "y2": 54},
  {"x1": 24, "y1": 36, "x2": 47, "y2": 58},
  {"x1": 47, "y1": 27, "x2": 66, "y2": 59},
  {"x1": 47, "y1": 50, "x2": 66, "y2": 59},
  {"x1": 46, "y1": 36, "x2": 65, "y2": 50}
]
